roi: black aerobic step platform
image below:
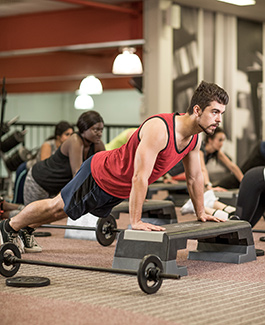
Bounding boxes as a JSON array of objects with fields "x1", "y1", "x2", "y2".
[{"x1": 112, "y1": 220, "x2": 256, "y2": 276}]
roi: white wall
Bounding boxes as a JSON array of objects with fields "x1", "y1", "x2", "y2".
[
  {"x1": 0, "y1": 89, "x2": 142, "y2": 182},
  {"x1": 5, "y1": 89, "x2": 142, "y2": 126}
]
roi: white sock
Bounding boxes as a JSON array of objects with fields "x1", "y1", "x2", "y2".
[
  {"x1": 213, "y1": 210, "x2": 228, "y2": 221},
  {"x1": 223, "y1": 205, "x2": 236, "y2": 214}
]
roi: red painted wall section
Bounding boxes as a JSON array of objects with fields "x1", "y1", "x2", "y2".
[
  {"x1": 0, "y1": 3, "x2": 143, "y2": 93},
  {"x1": 0, "y1": 6, "x2": 143, "y2": 51},
  {"x1": 0, "y1": 52, "x2": 117, "y2": 78}
]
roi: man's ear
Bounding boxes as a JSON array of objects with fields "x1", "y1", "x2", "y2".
[{"x1": 193, "y1": 105, "x2": 202, "y2": 117}]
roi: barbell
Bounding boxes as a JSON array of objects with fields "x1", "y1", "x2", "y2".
[
  {"x1": 40, "y1": 214, "x2": 121, "y2": 247},
  {"x1": 0, "y1": 243, "x2": 181, "y2": 294}
]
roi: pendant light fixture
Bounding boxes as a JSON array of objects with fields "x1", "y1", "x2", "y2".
[
  {"x1": 217, "y1": 0, "x2": 255, "y2": 6},
  {"x1": 74, "y1": 75, "x2": 103, "y2": 110},
  {"x1": 74, "y1": 94, "x2": 94, "y2": 110},
  {"x1": 112, "y1": 47, "x2": 143, "y2": 75},
  {"x1": 78, "y1": 75, "x2": 103, "y2": 95}
]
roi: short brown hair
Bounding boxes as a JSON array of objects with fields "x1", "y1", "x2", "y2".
[{"x1": 187, "y1": 81, "x2": 229, "y2": 115}]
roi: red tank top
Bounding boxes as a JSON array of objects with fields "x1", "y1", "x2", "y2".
[{"x1": 91, "y1": 113, "x2": 198, "y2": 199}]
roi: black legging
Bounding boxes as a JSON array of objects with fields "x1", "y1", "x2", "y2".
[
  {"x1": 236, "y1": 166, "x2": 265, "y2": 227},
  {"x1": 216, "y1": 142, "x2": 265, "y2": 189}
]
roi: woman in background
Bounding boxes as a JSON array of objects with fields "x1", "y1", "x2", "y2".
[
  {"x1": 13, "y1": 121, "x2": 74, "y2": 204},
  {"x1": 167, "y1": 127, "x2": 243, "y2": 191},
  {"x1": 200, "y1": 127, "x2": 243, "y2": 191},
  {"x1": 21, "y1": 110, "x2": 105, "y2": 253}
]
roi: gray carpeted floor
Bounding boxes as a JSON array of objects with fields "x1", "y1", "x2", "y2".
[{"x1": 1, "y1": 205, "x2": 265, "y2": 325}]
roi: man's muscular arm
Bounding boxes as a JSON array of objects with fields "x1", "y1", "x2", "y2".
[
  {"x1": 183, "y1": 137, "x2": 225, "y2": 223},
  {"x1": 129, "y1": 118, "x2": 167, "y2": 231}
]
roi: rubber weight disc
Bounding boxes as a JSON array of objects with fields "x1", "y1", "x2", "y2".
[
  {"x1": 6, "y1": 276, "x2": 50, "y2": 287},
  {"x1": 96, "y1": 214, "x2": 117, "y2": 246},
  {"x1": 0, "y1": 243, "x2": 21, "y2": 277},
  {"x1": 137, "y1": 254, "x2": 163, "y2": 294}
]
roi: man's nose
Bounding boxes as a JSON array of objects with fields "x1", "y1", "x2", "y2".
[{"x1": 216, "y1": 113, "x2": 222, "y2": 123}]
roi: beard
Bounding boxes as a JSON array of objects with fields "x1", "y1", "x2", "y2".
[{"x1": 198, "y1": 123, "x2": 217, "y2": 136}]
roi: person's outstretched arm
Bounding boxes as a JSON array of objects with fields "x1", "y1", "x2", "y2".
[
  {"x1": 183, "y1": 137, "x2": 225, "y2": 223},
  {"x1": 217, "y1": 150, "x2": 244, "y2": 182},
  {"x1": 129, "y1": 118, "x2": 167, "y2": 231}
]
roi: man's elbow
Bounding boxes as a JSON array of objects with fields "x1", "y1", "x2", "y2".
[
  {"x1": 132, "y1": 172, "x2": 149, "y2": 187},
  {"x1": 186, "y1": 173, "x2": 203, "y2": 186}
]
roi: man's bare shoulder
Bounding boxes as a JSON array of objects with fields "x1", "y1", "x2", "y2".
[
  {"x1": 141, "y1": 117, "x2": 167, "y2": 136},
  {"x1": 139, "y1": 117, "x2": 168, "y2": 149}
]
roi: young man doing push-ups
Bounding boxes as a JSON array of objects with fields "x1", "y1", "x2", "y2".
[{"x1": 0, "y1": 80, "x2": 229, "y2": 253}]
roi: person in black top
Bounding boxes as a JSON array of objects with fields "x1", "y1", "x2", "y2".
[
  {"x1": 199, "y1": 127, "x2": 243, "y2": 191},
  {"x1": 215, "y1": 140, "x2": 265, "y2": 189},
  {"x1": 21, "y1": 110, "x2": 105, "y2": 252},
  {"x1": 13, "y1": 121, "x2": 74, "y2": 204},
  {"x1": 167, "y1": 127, "x2": 243, "y2": 191}
]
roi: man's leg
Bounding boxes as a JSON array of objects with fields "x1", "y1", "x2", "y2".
[
  {"x1": 0, "y1": 194, "x2": 67, "y2": 253},
  {"x1": 9, "y1": 193, "x2": 67, "y2": 231}
]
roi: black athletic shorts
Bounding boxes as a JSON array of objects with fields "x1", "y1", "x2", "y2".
[{"x1": 61, "y1": 156, "x2": 123, "y2": 220}]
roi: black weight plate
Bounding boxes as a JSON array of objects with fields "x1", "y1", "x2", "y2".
[
  {"x1": 34, "y1": 231, "x2": 52, "y2": 237},
  {"x1": 137, "y1": 254, "x2": 163, "y2": 294},
  {"x1": 256, "y1": 248, "x2": 265, "y2": 256},
  {"x1": 0, "y1": 243, "x2": 21, "y2": 277},
  {"x1": 96, "y1": 214, "x2": 117, "y2": 246},
  {"x1": 6, "y1": 276, "x2": 50, "y2": 287}
]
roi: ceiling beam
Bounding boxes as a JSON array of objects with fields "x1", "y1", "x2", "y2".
[
  {"x1": 0, "y1": 39, "x2": 145, "y2": 58},
  {"x1": 55, "y1": 0, "x2": 140, "y2": 15},
  {"x1": 0, "y1": 4, "x2": 143, "y2": 93}
]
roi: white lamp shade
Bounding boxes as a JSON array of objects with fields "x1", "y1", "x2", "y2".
[
  {"x1": 217, "y1": 0, "x2": 255, "y2": 5},
  {"x1": 79, "y1": 75, "x2": 103, "y2": 95},
  {"x1": 74, "y1": 94, "x2": 94, "y2": 110},
  {"x1": 112, "y1": 48, "x2": 143, "y2": 75}
]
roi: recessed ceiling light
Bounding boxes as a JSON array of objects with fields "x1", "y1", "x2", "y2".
[{"x1": 217, "y1": 0, "x2": 255, "y2": 6}]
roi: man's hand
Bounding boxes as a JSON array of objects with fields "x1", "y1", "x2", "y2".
[
  {"x1": 197, "y1": 212, "x2": 226, "y2": 223},
  {"x1": 131, "y1": 220, "x2": 166, "y2": 231}
]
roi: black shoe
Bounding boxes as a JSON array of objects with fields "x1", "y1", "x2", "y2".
[
  {"x1": 0, "y1": 219, "x2": 25, "y2": 253},
  {"x1": 229, "y1": 215, "x2": 240, "y2": 220},
  {"x1": 19, "y1": 228, "x2": 42, "y2": 253},
  {"x1": 256, "y1": 248, "x2": 264, "y2": 257}
]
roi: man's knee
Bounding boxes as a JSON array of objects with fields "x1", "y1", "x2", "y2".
[{"x1": 49, "y1": 194, "x2": 67, "y2": 220}]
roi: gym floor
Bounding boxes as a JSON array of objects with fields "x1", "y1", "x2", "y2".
[{"x1": 1, "y1": 201, "x2": 265, "y2": 324}]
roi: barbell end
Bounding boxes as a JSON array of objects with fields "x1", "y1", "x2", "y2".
[{"x1": 160, "y1": 273, "x2": 181, "y2": 280}]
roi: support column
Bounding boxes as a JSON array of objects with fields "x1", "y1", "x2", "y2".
[{"x1": 142, "y1": 0, "x2": 176, "y2": 120}]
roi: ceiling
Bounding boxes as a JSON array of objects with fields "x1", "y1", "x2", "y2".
[
  {"x1": 0, "y1": 0, "x2": 141, "y2": 17},
  {"x1": 0, "y1": 0, "x2": 144, "y2": 93},
  {"x1": 1, "y1": 0, "x2": 265, "y2": 94},
  {"x1": 175, "y1": 0, "x2": 265, "y2": 22},
  {"x1": 1, "y1": 0, "x2": 265, "y2": 21}
]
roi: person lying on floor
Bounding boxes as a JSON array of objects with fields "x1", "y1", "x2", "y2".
[
  {"x1": 181, "y1": 166, "x2": 265, "y2": 256},
  {"x1": 0, "y1": 81, "x2": 229, "y2": 254}
]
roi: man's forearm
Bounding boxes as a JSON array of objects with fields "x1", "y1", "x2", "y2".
[
  {"x1": 187, "y1": 176, "x2": 205, "y2": 219},
  {"x1": 129, "y1": 180, "x2": 148, "y2": 227}
]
